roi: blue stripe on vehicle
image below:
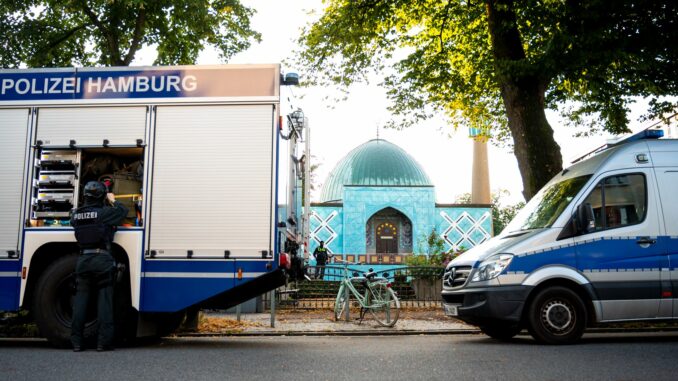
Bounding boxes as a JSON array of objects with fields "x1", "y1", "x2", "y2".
[
  {"x1": 140, "y1": 274, "x2": 267, "y2": 312},
  {"x1": 0, "y1": 261, "x2": 21, "y2": 272},
  {"x1": 139, "y1": 259, "x2": 274, "y2": 312},
  {"x1": 508, "y1": 236, "x2": 670, "y2": 274},
  {"x1": 141, "y1": 259, "x2": 270, "y2": 273},
  {"x1": 0, "y1": 275, "x2": 20, "y2": 310}
]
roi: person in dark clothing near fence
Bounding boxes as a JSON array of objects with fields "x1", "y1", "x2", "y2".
[
  {"x1": 70, "y1": 181, "x2": 128, "y2": 352},
  {"x1": 313, "y1": 241, "x2": 332, "y2": 279}
]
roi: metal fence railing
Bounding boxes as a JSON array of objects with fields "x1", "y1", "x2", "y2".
[{"x1": 262, "y1": 265, "x2": 446, "y2": 310}]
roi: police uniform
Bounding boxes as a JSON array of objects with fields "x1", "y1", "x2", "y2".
[
  {"x1": 70, "y1": 191, "x2": 127, "y2": 351},
  {"x1": 313, "y1": 244, "x2": 329, "y2": 279}
]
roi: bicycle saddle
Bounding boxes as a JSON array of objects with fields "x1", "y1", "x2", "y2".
[{"x1": 364, "y1": 270, "x2": 377, "y2": 280}]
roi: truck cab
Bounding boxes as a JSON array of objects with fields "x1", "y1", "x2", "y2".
[{"x1": 442, "y1": 129, "x2": 678, "y2": 344}]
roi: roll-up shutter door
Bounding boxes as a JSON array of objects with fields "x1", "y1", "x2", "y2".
[
  {"x1": 36, "y1": 106, "x2": 146, "y2": 146},
  {"x1": 149, "y1": 105, "x2": 275, "y2": 258},
  {"x1": 0, "y1": 109, "x2": 29, "y2": 258}
]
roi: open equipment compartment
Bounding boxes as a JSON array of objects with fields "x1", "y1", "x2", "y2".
[
  {"x1": 30, "y1": 147, "x2": 145, "y2": 227},
  {"x1": 79, "y1": 147, "x2": 144, "y2": 226}
]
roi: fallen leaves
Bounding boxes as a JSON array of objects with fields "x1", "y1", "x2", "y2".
[{"x1": 198, "y1": 316, "x2": 264, "y2": 333}]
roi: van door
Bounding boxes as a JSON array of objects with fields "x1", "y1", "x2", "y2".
[
  {"x1": 573, "y1": 169, "x2": 667, "y2": 321},
  {"x1": 654, "y1": 168, "x2": 678, "y2": 317}
]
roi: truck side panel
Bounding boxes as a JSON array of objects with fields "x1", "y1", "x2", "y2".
[
  {"x1": 147, "y1": 105, "x2": 276, "y2": 258},
  {"x1": 139, "y1": 104, "x2": 279, "y2": 312},
  {"x1": 0, "y1": 108, "x2": 30, "y2": 310},
  {"x1": 140, "y1": 258, "x2": 275, "y2": 311},
  {"x1": 36, "y1": 106, "x2": 146, "y2": 146}
]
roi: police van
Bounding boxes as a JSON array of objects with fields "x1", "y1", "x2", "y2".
[
  {"x1": 0, "y1": 65, "x2": 306, "y2": 346},
  {"x1": 442, "y1": 127, "x2": 678, "y2": 344}
]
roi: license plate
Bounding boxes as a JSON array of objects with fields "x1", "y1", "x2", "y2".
[{"x1": 443, "y1": 304, "x2": 459, "y2": 316}]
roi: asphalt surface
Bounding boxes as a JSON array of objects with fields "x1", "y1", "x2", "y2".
[{"x1": 3, "y1": 332, "x2": 678, "y2": 380}]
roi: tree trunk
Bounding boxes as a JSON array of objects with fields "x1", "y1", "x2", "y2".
[{"x1": 486, "y1": 0, "x2": 563, "y2": 201}]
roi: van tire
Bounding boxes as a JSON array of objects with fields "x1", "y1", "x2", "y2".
[
  {"x1": 527, "y1": 286, "x2": 586, "y2": 344},
  {"x1": 32, "y1": 254, "x2": 95, "y2": 348},
  {"x1": 479, "y1": 322, "x2": 522, "y2": 341}
]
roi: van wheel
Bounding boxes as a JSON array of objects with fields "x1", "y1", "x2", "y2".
[
  {"x1": 32, "y1": 254, "x2": 96, "y2": 348},
  {"x1": 527, "y1": 286, "x2": 586, "y2": 344},
  {"x1": 479, "y1": 321, "x2": 522, "y2": 341}
]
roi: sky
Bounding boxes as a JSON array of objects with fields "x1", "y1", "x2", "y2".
[{"x1": 135, "y1": 0, "x2": 668, "y2": 205}]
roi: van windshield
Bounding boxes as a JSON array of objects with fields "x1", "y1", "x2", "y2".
[{"x1": 505, "y1": 175, "x2": 592, "y2": 232}]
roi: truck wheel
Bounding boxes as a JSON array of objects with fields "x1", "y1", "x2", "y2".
[
  {"x1": 527, "y1": 286, "x2": 586, "y2": 344},
  {"x1": 479, "y1": 322, "x2": 522, "y2": 341},
  {"x1": 32, "y1": 254, "x2": 96, "y2": 348}
]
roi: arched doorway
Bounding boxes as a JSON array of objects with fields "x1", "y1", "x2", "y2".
[
  {"x1": 366, "y1": 207, "x2": 413, "y2": 254},
  {"x1": 376, "y1": 222, "x2": 398, "y2": 253}
]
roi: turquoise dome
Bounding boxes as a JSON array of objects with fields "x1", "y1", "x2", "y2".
[{"x1": 319, "y1": 139, "x2": 432, "y2": 202}]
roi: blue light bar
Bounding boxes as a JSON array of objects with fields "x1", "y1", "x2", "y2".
[
  {"x1": 610, "y1": 128, "x2": 664, "y2": 147},
  {"x1": 644, "y1": 129, "x2": 665, "y2": 139}
]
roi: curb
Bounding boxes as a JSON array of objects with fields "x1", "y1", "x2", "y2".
[
  {"x1": 178, "y1": 326, "x2": 678, "y2": 337},
  {"x1": 178, "y1": 329, "x2": 481, "y2": 337}
]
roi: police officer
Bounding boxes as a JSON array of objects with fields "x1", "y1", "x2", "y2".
[
  {"x1": 313, "y1": 241, "x2": 331, "y2": 279},
  {"x1": 70, "y1": 181, "x2": 127, "y2": 352}
]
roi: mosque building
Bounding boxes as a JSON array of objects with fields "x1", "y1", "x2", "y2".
[{"x1": 308, "y1": 138, "x2": 493, "y2": 265}]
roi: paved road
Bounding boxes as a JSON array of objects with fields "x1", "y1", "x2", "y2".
[{"x1": 2, "y1": 332, "x2": 678, "y2": 380}]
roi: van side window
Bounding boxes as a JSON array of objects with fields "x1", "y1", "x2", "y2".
[{"x1": 581, "y1": 174, "x2": 646, "y2": 231}]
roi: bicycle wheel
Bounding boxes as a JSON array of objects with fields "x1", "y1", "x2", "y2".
[
  {"x1": 367, "y1": 282, "x2": 400, "y2": 327},
  {"x1": 334, "y1": 284, "x2": 348, "y2": 321}
]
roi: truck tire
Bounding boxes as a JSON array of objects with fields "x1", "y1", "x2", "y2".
[
  {"x1": 479, "y1": 321, "x2": 522, "y2": 341},
  {"x1": 32, "y1": 253, "x2": 136, "y2": 348},
  {"x1": 527, "y1": 286, "x2": 587, "y2": 344},
  {"x1": 32, "y1": 254, "x2": 95, "y2": 348}
]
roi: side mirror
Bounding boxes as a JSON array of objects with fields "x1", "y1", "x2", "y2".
[{"x1": 576, "y1": 203, "x2": 595, "y2": 233}]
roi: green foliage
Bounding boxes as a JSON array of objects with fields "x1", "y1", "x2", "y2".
[
  {"x1": 406, "y1": 228, "x2": 465, "y2": 269},
  {"x1": 416, "y1": 228, "x2": 446, "y2": 257},
  {"x1": 492, "y1": 200, "x2": 524, "y2": 236},
  {"x1": 295, "y1": 0, "x2": 678, "y2": 201},
  {"x1": 1, "y1": 0, "x2": 261, "y2": 68},
  {"x1": 295, "y1": 0, "x2": 678, "y2": 140}
]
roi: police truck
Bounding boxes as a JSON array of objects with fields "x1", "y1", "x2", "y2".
[{"x1": 0, "y1": 65, "x2": 306, "y2": 346}]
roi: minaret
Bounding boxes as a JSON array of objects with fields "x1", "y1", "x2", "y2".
[{"x1": 469, "y1": 127, "x2": 491, "y2": 204}]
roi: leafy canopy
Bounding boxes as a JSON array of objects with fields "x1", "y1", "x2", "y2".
[
  {"x1": 1, "y1": 0, "x2": 261, "y2": 67},
  {"x1": 295, "y1": 1, "x2": 678, "y2": 141}
]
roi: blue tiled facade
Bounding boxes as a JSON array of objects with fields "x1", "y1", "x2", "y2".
[
  {"x1": 435, "y1": 207, "x2": 492, "y2": 252},
  {"x1": 309, "y1": 205, "x2": 343, "y2": 255},
  {"x1": 310, "y1": 199, "x2": 492, "y2": 255},
  {"x1": 342, "y1": 186, "x2": 436, "y2": 254},
  {"x1": 309, "y1": 139, "x2": 492, "y2": 259}
]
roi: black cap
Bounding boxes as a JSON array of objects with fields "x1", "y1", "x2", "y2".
[{"x1": 83, "y1": 181, "x2": 106, "y2": 200}]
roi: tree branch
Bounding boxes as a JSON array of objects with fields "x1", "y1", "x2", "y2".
[
  {"x1": 438, "y1": 1, "x2": 453, "y2": 53},
  {"x1": 122, "y1": 7, "x2": 146, "y2": 65},
  {"x1": 79, "y1": 0, "x2": 120, "y2": 65},
  {"x1": 79, "y1": 1, "x2": 107, "y2": 33},
  {"x1": 38, "y1": 23, "x2": 88, "y2": 55}
]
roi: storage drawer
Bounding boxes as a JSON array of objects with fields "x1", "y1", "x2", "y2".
[
  {"x1": 33, "y1": 211, "x2": 71, "y2": 218},
  {"x1": 35, "y1": 172, "x2": 76, "y2": 186},
  {"x1": 39, "y1": 150, "x2": 77, "y2": 163},
  {"x1": 35, "y1": 190, "x2": 74, "y2": 203}
]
